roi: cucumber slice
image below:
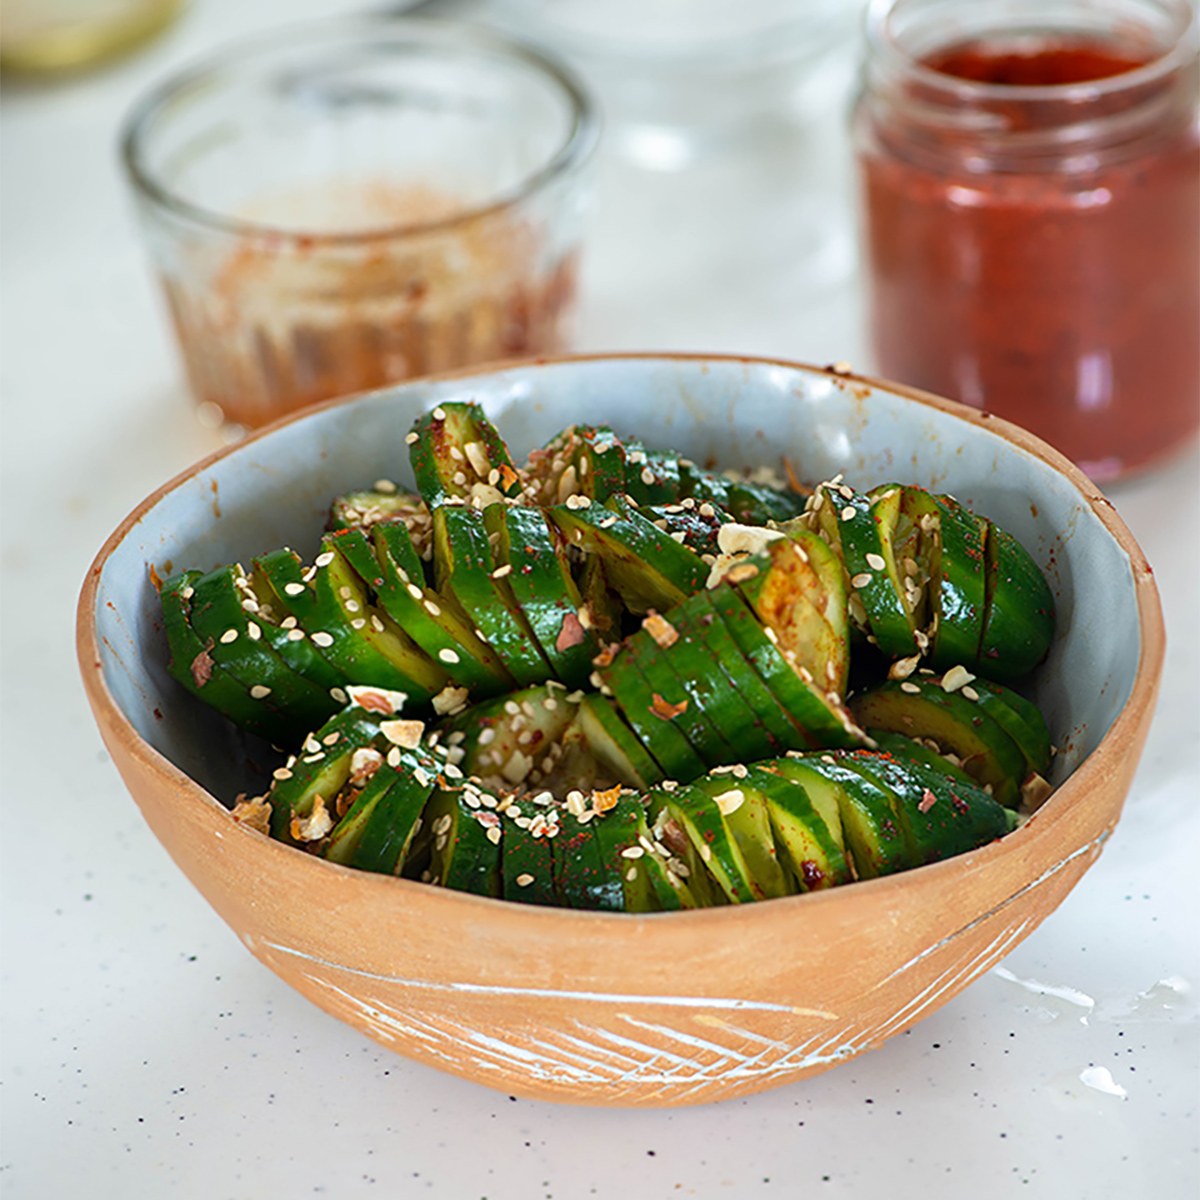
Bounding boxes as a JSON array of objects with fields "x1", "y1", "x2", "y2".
[
  {"x1": 445, "y1": 684, "x2": 578, "y2": 791},
  {"x1": 553, "y1": 814, "x2": 626, "y2": 911},
  {"x1": 622, "y1": 443, "x2": 686, "y2": 507},
  {"x1": 978, "y1": 522, "x2": 1056, "y2": 681},
  {"x1": 642, "y1": 790, "x2": 724, "y2": 907},
  {"x1": 525, "y1": 424, "x2": 629, "y2": 506},
  {"x1": 622, "y1": 624, "x2": 740, "y2": 768},
  {"x1": 637, "y1": 599, "x2": 780, "y2": 766},
  {"x1": 744, "y1": 765, "x2": 852, "y2": 890},
  {"x1": 706, "y1": 586, "x2": 866, "y2": 749},
  {"x1": 310, "y1": 535, "x2": 448, "y2": 702},
  {"x1": 484, "y1": 504, "x2": 598, "y2": 688},
  {"x1": 431, "y1": 505, "x2": 552, "y2": 687},
  {"x1": 849, "y1": 679, "x2": 1027, "y2": 808},
  {"x1": 408, "y1": 401, "x2": 523, "y2": 510},
  {"x1": 350, "y1": 766, "x2": 437, "y2": 875},
  {"x1": 916, "y1": 492, "x2": 988, "y2": 669},
  {"x1": 265, "y1": 708, "x2": 390, "y2": 842},
  {"x1": 423, "y1": 786, "x2": 504, "y2": 898},
  {"x1": 186, "y1": 565, "x2": 336, "y2": 731},
  {"x1": 502, "y1": 818, "x2": 559, "y2": 907},
  {"x1": 550, "y1": 494, "x2": 709, "y2": 615},
  {"x1": 328, "y1": 488, "x2": 428, "y2": 541},
  {"x1": 807, "y1": 480, "x2": 918, "y2": 657},
  {"x1": 769, "y1": 754, "x2": 912, "y2": 880},
  {"x1": 601, "y1": 642, "x2": 709, "y2": 784},
  {"x1": 688, "y1": 771, "x2": 791, "y2": 900},
  {"x1": 865, "y1": 729, "x2": 977, "y2": 786},
  {"x1": 323, "y1": 765, "x2": 402, "y2": 866},
  {"x1": 930, "y1": 674, "x2": 1052, "y2": 777},
  {"x1": 160, "y1": 571, "x2": 293, "y2": 744},
  {"x1": 332, "y1": 524, "x2": 509, "y2": 695},
  {"x1": 840, "y1": 751, "x2": 1010, "y2": 866},
  {"x1": 652, "y1": 782, "x2": 761, "y2": 904},
  {"x1": 546, "y1": 694, "x2": 663, "y2": 793},
  {"x1": 640, "y1": 501, "x2": 731, "y2": 557},
  {"x1": 733, "y1": 529, "x2": 851, "y2": 698}
]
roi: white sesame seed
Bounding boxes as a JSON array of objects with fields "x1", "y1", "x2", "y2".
[
  {"x1": 330, "y1": 687, "x2": 348, "y2": 703},
  {"x1": 284, "y1": 582, "x2": 306, "y2": 597},
  {"x1": 246, "y1": 622, "x2": 261, "y2": 641},
  {"x1": 866, "y1": 553, "x2": 887, "y2": 571},
  {"x1": 841, "y1": 506, "x2": 856, "y2": 522},
  {"x1": 250, "y1": 684, "x2": 272, "y2": 699},
  {"x1": 405, "y1": 431, "x2": 419, "y2": 445},
  {"x1": 439, "y1": 648, "x2": 461, "y2": 664},
  {"x1": 851, "y1": 573, "x2": 873, "y2": 589},
  {"x1": 315, "y1": 552, "x2": 335, "y2": 569},
  {"x1": 219, "y1": 629, "x2": 238, "y2": 644},
  {"x1": 900, "y1": 681, "x2": 921, "y2": 694},
  {"x1": 310, "y1": 631, "x2": 334, "y2": 648}
]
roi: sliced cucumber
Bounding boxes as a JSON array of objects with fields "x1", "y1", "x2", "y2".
[
  {"x1": 408, "y1": 401, "x2": 523, "y2": 510},
  {"x1": 978, "y1": 522, "x2": 1056, "y2": 680}
]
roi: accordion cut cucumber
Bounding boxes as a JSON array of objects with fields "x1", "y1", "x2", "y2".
[
  {"x1": 431, "y1": 505, "x2": 551, "y2": 687},
  {"x1": 850, "y1": 680, "x2": 1027, "y2": 808},
  {"x1": 165, "y1": 408, "x2": 1062, "y2": 913},
  {"x1": 484, "y1": 503, "x2": 597, "y2": 689},
  {"x1": 550, "y1": 494, "x2": 709, "y2": 615},
  {"x1": 408, "y1": 401, "x2": 523, "y2": 510}
]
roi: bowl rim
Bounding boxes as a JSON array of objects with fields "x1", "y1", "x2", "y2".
[{"x1": 77, "y1": 350, "x2": 1165, "y2": 930}]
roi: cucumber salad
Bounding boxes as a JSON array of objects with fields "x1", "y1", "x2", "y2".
[{"x1": 161, "y1": 403, "x2": 1057, "y2": 911}]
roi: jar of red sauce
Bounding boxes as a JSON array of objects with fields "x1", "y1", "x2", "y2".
[{"x1": 854, "y1": 0, "x2": 1199, "y2": 482}]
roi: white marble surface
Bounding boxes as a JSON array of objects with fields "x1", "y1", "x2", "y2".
[{"x1": 2, "y1": 2, "x2": 1197, "y2": 1198}]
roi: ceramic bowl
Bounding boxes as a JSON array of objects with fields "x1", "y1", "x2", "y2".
[{"x1": 77, "y1": 354, "x2": 1164, "y2": 1107}]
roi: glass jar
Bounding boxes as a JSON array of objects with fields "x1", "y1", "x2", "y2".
[
  {"x1": 122, "y1": 18, "x2": 597, "y2": 430},
  {"x1": 854, "y1": 0, "x2": 1199, "y2": 482}
]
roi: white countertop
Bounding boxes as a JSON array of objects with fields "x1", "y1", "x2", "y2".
[{"x1": 2, "y1": 3, "x2": 1197, "y2": 1198}]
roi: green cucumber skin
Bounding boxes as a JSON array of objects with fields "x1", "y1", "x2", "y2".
[
  {"x1": 840, "y1": 751, "x2": 1010, "y2": 866},
  {"x1": 849, "y1": 680, "x2": 1026, "y2": 808},
  {"x1": 266, "y1": 708, "x2": 388, "y2": 841},
  {"x1": 322, "y1": 767, "x2": 399, "y2": 866},
  {"x1": 332, "y1": 525, "x2": 505, "y2": 695},
  {"x1": 429, "y1": 789, "x2": 504, "y2": 898},
  {"x1": 350, "y1": 761, "x2": 437, "y2": 875},
  {"x1": 549, "y1": 495, "x2": 709, "y2": 615},
  {"x1": 161, "y1": 571, "x2": 293, "y2": 744},
  {"x1": 432, "y1": 506, "x2": 551, "y2": 687},
  {"x1": 660, "y1": 784, "x2": 760, "y2": 905},
  {"x1": 575, "y1": 695, "x2": 663, "y2": 790},
  {"x1": 865, "y1": 729, "x2": 977, "y2": 787},
  {"x1": 553, "y1": 822, "x2": 626, "y2": 911},
  {"x1": 706, "y1": 587, "x2": 864, "y2": 750},
  {"x1": 186, "y1": 566, "x2": 335, "y2": 730},
  {"x1": 625, "y1": 624, "x2": 744, "y2": 769},
  {"x1": 491, "y1": 505, "x2": 597, "y2": 689},
  {"x1": 502, "y1": 821, "x2": 559, "y2": 907},
  {"x1": 959, "y1": 676, "x2": 1053, "y2": 776},
  {"x1": 743, "y1": 766, "x2": 852, "y2": 890},
  {"x1": 925, "y1": 493, "x2": 988, "y2": 669},
  {"x1": 978, "y1": 522, "x2": 1056, "y2": 681},
  {"x1": 408, "y1": 402, "x2": 521, "y2": 509},
  {"x1": 768, "y1": 755, "x2": 912, "y2": 879},
  {"x1": 688, "y1": 774, "x2": 791, "y2": 900},
  {"x1": 601, "y1": 644, "x2": 709, "y2": 784}
]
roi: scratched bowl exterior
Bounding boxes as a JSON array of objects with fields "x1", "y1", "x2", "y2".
[{"x1": 78, "y1": 354, "x2": 1164, "y2": 1106}]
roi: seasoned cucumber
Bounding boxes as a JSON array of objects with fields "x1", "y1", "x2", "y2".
[
  {"x1": 525, "y1": 424, "x2": 629, "y2": 506},
  {"x1": 484, "y1": 504, "x2": 597, "y2": 688},
  {"x1": 550, "y1": 494, "x2": 709, "y2": 615},
  {"x1": 850, "y1": 679, "x2": 1027, "y2": 808},
  {"x1": 689, "y1": 771, "x2": 791, "y2": 900},
  {"x1": 408, "y1": 401, "x2": 523, "y2": 509},
  {"x1": 431, "y1": 505, "x2": 552, "y2": 687},
  {"x1": 977, "y1": 522, "x2": 1056, "y2": 680},
  {"x1": 161, "y1": 570, "x2": 294, "y2": 744},
  {"x1": 744, "y1": 765, "x2": 852, "y2": 891}
]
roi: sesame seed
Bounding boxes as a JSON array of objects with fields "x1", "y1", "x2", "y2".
[
  {"x1": 314, "y1": 552, "x2": 335, "y2": 569},
  {"x1": 438, "y1": 648, "x2": 461, "y2": 664},
  {"x1": 432, "y1": 406, "x2": 446, "y2": 420},
  {"x1": 620, "y1": 846, "x2": 645, "y2": 859},
  {"x1": 250, "y1": 685, "x2": 271, "y2": 699},
  {"x1": 851, "y1": 572, "x2": 873, "y2": 589},
  {"x1": 330, "y1": 687, "x2": 348, "y2": 703},
  {"x1": 219, "y1": 629, "x2": 238, "y2": 644},
  {"x1": 310, "y1": 631, "x2": 334, "y2": 648},
  {"x1": 961, "y1": 685, "x2": 980, "y2": 701},
  {"x1": 515, "y1": 873, "x2": 535, "y2": 887},
  {"x1": 272, "y1": 768, "x2": 293, "y2": 781},
  {"x1": 866, "y1": 553, "x2": 887, "y2": 571},
  {"x1": 424, "y1": 599, "x2": 441, "y2": 615},
  {"x1": 405, "y1": 431, "x2": 419, "y2": 445},
  {"x1": 287, "y1": 628, "x2": 305, "y2": 641},
  {"x1": 900, "y1": 681, "x2": 921, "y2": 694},
  {"x1": 284, "y1": 582, "x2": 306, "y2": 597},
  {"x1": 841, "y1": 506, "x2": 856, "y2": 522},
  {"x1": 246, "y1": 622, "x2": 261, "y2": 641},
  {"x1": 485, "y1": 826, "x2": 502, "y2": 845}
]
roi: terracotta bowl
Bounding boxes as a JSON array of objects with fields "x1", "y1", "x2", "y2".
[{"x1": 77, "y1": 354, "x2": 1163, "y2": 1107}]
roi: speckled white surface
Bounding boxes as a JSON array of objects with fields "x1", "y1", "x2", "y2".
[{"x1": 2, "y1": 1, "x2": 1198, "y2": 1198}]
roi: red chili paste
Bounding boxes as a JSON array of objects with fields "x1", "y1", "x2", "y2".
[{"x1": 858, "y1": 36, "x2": 1199, "y2": 481}]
